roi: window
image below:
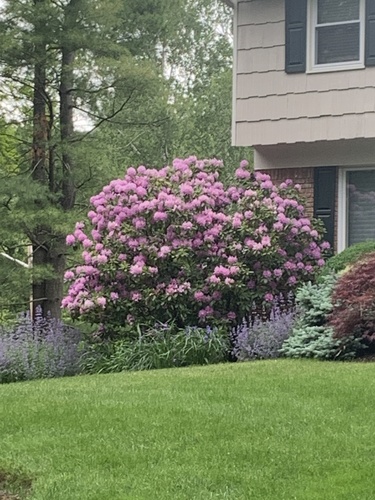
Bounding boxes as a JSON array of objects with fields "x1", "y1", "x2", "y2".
[
  {"x1": 285, "y1": 0, "x2": 375, "y2": 74},
  {"x1": 308, "y1": 0, "x2": 365, "y2": 72},
  {"x1": 338, "y1": 168, "x2": 375, "y2": 251}
]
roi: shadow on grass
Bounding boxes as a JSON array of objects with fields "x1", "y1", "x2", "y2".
[{"x1": 0, "y1": 470, "x2": 32, "y2": 500}]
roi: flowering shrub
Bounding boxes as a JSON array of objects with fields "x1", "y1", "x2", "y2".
[
  {"x1": 232, "y1": 300, "x2": 296, "y2": 361},
  {"x1": 0, "y1": 307, "x2": 83, "y2": 383},
  {"x1": 63, "y1": 157, "x2": 328, "y2": 337}
]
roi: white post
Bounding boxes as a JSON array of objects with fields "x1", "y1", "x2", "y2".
[{"x1": 27, "y1": 245, "x2": 33, "y2": 317}]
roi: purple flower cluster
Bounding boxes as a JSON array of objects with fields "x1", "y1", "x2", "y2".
[
  {"x1": 232, "y1": 301, "x2": 296, "y2": 361},
  {"x1": 62, "y1": 157, "x2": 328, "y2": 332},
  {"x1": 0, "y1": 307, "x2": 83, "y2": 383}
]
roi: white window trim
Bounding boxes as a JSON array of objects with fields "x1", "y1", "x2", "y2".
[
  {"x1": 307, "y1": 0, "x2": 366, "y2": 74},
  {"x1": 337, "y1": 166, "x2": 375, "y2": 252}
]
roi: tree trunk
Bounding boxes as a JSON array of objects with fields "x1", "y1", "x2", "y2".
[
  {"x1": 30, "y1": 0, "x2": 79, "y2": 319},
  {"x1": 60, "y1": 46, "x2": 76, "y2": 211},
  {"x1": 31, "y1": 0, "x2": 51, "y2": 318},
  {"x1": 32, "y1": 237, "x2": 66, "y2": 319}
]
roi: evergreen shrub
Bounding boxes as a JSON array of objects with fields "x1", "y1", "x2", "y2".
[
  {"x1": 63, "y1": 157, "x2": 328, "y2": 337},
  {"x1": 280, "y1": 277, "x2": 361, "y2": 360},
  {"x1": 319, "y1": 241, "x2": 375, "y2": 279}
]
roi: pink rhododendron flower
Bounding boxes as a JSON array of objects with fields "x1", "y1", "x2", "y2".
[
  {"x1": 129, "y1": 264, "x2": 144, "y2": 275},
  {"x1": 194, "y1": 291, "x2": 205, "y2": 301},
  {"x1": 66, "y1": 234, "x2": 76, "y2": 245},
  {"x1": 82, "y1": 239, "x2": 92, "y2": 248},
  {"x1": 64, "y1": 270, "x2": 75, "y2": 280},
  {"x1": 153, "y1": 211, "x2": 168, "y2": 222},
  {"x1": 130, "y1": 292, "x2": 142, "y2": 302},
  {"x1": 235, "y1": 168, "x2": 251, "y2": 179},
  {"x1": 264, "y1": 293, "x2": 274, "y2": 302},
  {"x1": 181, "y1": 221, "x2": 193, "y2": 230},
  {"x1": 97, "y1": 297, "x2": 106, "y2": 307},
  {"x1": 158, "y1": 245, "x2": 171, "y2": 258}
]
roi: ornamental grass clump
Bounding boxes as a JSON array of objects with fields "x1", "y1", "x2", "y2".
[
  {"x1": 0, "y1": 307, "x2": 83, "y2": 383},
  {"x1": 81, "y1": 324, "x2": 229, "y2": 373},
  {"x1": 63, "y1": 157, "x2": 328, "y2": 338}
]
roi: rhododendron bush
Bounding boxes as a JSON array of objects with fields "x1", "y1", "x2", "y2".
[{"x1": 62, "y1": 157, "x2": 328, "y2": 337}]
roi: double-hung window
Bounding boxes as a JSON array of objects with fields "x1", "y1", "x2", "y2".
[
  {"x1": 285, "y1": 0, "x2": 375, "y2": 73},
  {"x1": 308, "y1": 0, "x2": 365, "y2": 72},
  {"x1": 338, "y1": 168, "x2": 375, "y2": 251}
]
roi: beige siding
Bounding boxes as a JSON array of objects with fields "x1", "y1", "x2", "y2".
[{"x1": 234, "y1": 0, "x2": 375, "y2": 157}]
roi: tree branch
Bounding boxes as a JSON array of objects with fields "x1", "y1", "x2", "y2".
[{"x1": 71, "y1": 92, "x2": 135, "y2": 142}]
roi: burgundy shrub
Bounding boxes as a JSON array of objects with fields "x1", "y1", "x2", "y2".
[{"x1": 330, "y1": 252, "x2": 375, "y2": 347}]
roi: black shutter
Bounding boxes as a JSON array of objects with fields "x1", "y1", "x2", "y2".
[
  {"x1": 285, "y1": 0, "x2": 307, "y2": 73},
  {"x1": 314, "y1": 167, "x2": 336, "y2": 249},
  {"x1": 365, "y1": 0, "x2": 375, "y2": 66}
]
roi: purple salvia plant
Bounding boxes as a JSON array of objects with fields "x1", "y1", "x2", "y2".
[
  {"x1": 232, "y1": 300, "x2": 296, "y2": 361},
  {"x1": 0, "y1": 307, "x2": 83, "y2": 383}
]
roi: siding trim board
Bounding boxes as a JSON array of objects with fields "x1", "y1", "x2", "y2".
[
  {"x1": 231, "y1": 0, "x2": 239, "y2": 146},
  {"x1": 236, "y1": 87, "x2": 375, "y2": 123},
  {"x1": 236, "y1": 71, "x2": 375, "y2": 98}
]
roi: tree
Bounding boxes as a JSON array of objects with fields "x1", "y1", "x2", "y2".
[{"x1": 0, "y1": 0, "x2": 169, "y2": 318}]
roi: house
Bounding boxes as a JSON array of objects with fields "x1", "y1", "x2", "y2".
[{"x1": 225, "y1": 0, "x2": 375, "y2": 251}]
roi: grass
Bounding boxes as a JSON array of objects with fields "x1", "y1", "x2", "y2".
[{"x1": 0, "y1": 359, "x2": 374, "y2": 500}]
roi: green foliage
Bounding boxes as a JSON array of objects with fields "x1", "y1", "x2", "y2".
[
  {"x1": 0, "y1": 120, "x2": 19, "y2": 175},
  {"x1": 171, "y1": 69, "x2": 253, "y2": 171},
  {"x1": 82, "y1": 325, "x2": 229, "y2": 374},
  {"x1": 280, "y1": 277, "x2": 361, "y2": 360},
  {"x1": 319, "y1": 240, "x2": 375, "y2": 279}
]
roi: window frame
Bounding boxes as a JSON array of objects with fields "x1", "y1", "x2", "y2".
[
  {"x1": 307, "y1": 0, "x2": 366, "y2": 73},
  {"x1": 337, "y1": 166, "x2": 375, "y2": 252}
]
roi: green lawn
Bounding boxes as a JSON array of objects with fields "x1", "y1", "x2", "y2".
[{"x1": 0, "y1": 360, "x2": 374, "y2": 500}]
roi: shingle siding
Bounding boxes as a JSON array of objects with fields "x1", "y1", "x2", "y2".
[{"x1": 235, "y1": 0, "x2": 375, "y2": 152}]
